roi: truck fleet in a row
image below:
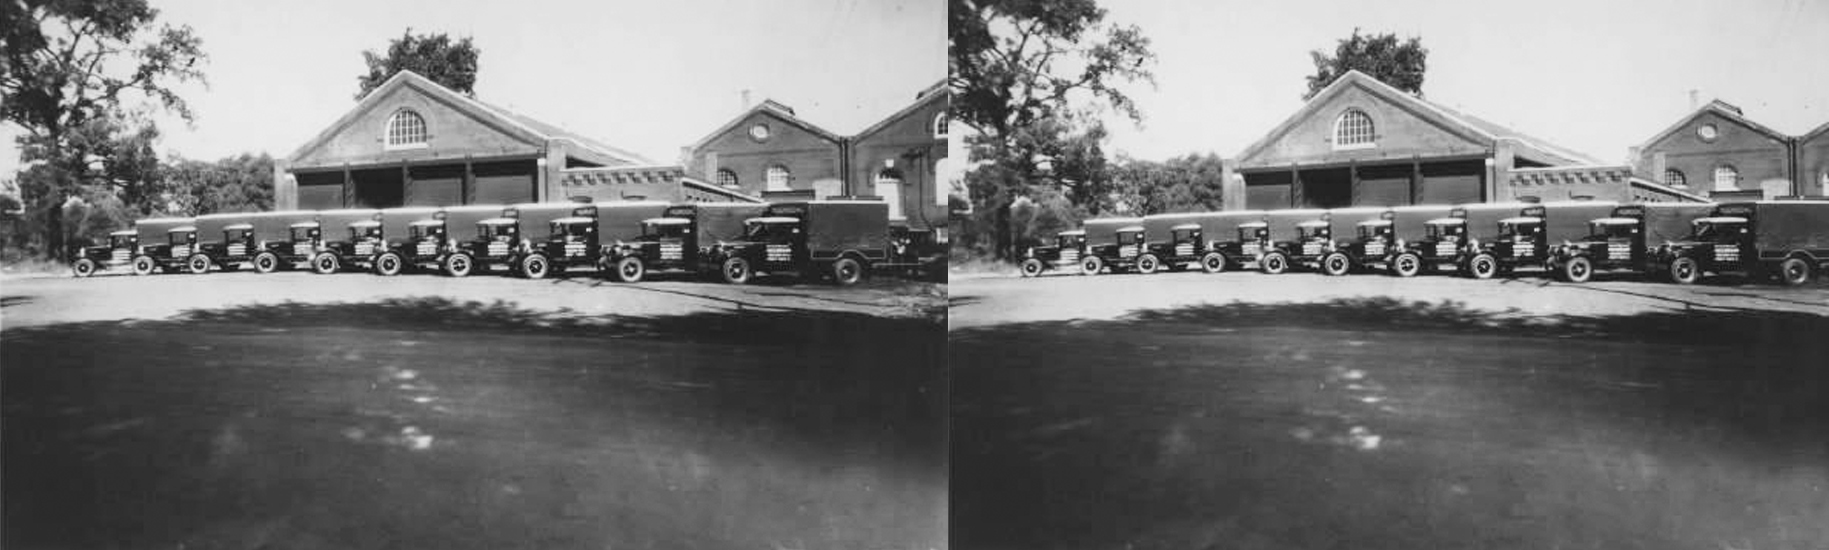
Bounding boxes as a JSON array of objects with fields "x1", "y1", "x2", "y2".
[
  {"x1": 1020, "y1": 200, "x2": 1829, "y2": 286},
  {"x1": 70, "y1": 199, "x2": 944, "y2": 285}
]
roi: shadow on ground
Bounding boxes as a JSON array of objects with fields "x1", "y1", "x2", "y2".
[
  {"x1": 4, "y1": 298, "x2": 945, "y2": 550},
  {"x1": 952, "y1": 297, "x2": 1829, "y2": 550}
]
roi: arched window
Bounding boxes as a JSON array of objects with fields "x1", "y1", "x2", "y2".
[
  {"x1": 933, "y1": 112, "x2": 950, "y2": 138},
  {"x1": 765, "y1": 165, "x2": 791, "y2": 191},
  {"x1": 875, "y1": 168, "x2": 904, "y2": 219},
  {"x1": 716, "y1": 169, "x2": 738, "y2": 188},
  {"x1": 1333, "y1": 109, "x2": 1375, "y2": 148},
  {"x1": 1664, "y1": 169, "x2": 1686, "y2": 188},
  {"x1": 386, "y1": 109, "x2": 428, "y2": 148},
  {"x1": 1712, "y1": 164, "x2": 1739, "y2": 191}
]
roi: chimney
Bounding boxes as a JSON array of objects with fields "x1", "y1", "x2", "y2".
[
  {"x1": 1688, "y1": 89, "x2": 1699, "y2": 110},
  {"x1": 740, "y1": 89, "x2": 752, "y2": 111}
]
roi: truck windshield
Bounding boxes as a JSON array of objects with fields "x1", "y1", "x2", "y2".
[
  {"x1": 481, "y1": 224, "x2": 518, "y2": 241},
  {"x1": 1498, "y1": 222, "x2": 1539, "y2": 238},
  {"x1": 1427, "y1": 224, "x2": 1463, "y2": 241},
  {"x1": 1692, "y1": 221, "x2": 1746, "y2": 242},
  {"x1": 111, "y1": 235, "x2": 135, "y2": 248},
  {"x1": 1237, "y1": 227, "x2": 1265, "y2": 242},
  {"x1": 1300, "y1": 226, "x2": 1329, "y2": 241},
  {"x1": 1057, "y1": 235, "x2": 1081, "y2": 249},
  {"x1": 745, "y1": 221, "x2": 800, "y2": 242},
  {"x1": 170, "y1": 232, "x2": 193, "y2": 246},
  {"x1": 410, "y1": 225, "x2": 444, "y2": 240},
  {"x1": 550, "y1": 222, "x2": 592, "y2": 241},
  {"x1": 1173, "y1": 229, "x2": 1200, "y2": 244},
  {"x1": 1591, "y1": 223, "x2": 1636, "y2": 240},
  {"x1": 1120, "y1": 231, "x2": 1144, "y2": 244},
  {"x1": 645, "y1": 222, "x2": 690, "y2": 240},
  {"x1": 227, "y1": 229, "x2": 252, "y2": 244},
  {"x1": 1357, "y1": 226, "x2": 1388, "y2": 241},
  {"x1": 349, "y1": 226, "x2": 381, "y2": 241},
  {"x1": 291, "y1": 227, "x2": 319, "y2": 242}
]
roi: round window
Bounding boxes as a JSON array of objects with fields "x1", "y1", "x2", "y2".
[
  {"x1": 1696, "y1": 123, "x2": 1719, "y2": 142},
  {"x1": 748, "y1": 123, "x2": 771, "y2": 142}
]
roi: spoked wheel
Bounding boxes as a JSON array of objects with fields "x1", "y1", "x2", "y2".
[
  {"x1": 1391, "y1": 252, "x2": 1422, "y2": 278},
  {"x1": 72, "y1": 258, "x2": 97, "y2": 278},
  {"x1": 721, "y1": 257, "x2": 752, "y2": 285},
  {"x1": 443, "y1": 253, "x2": 474, "y2": 277},
  {"x1": 253, "y1": 252, "x2": 279, "y2": 274},
  {"x1": 1135, "y1": 253, "x2": 1160, "y2": 275},
  {"x1": 1467, "y1": 253, "x2": 1499, "y2": 279},
  {"x1": 186, "y1": 254, "x2": 212, "y2": 274},
  {"x1": 132, "y1": 255, "x2": 155, "y2": 276},
  {"x1": 310, "y1": 252, "x2": 340, "y2": 275},
  {"x1": 520, "y1": 254, "x2": 551, "y2": 280},
  {"x1": 831, "y1": 257, "x2": 864, "y2": 286},
  {"x1": 1779, "y1": 257, "x2": 1812, "y2": 286},
  {"x1": 1260, "y1": 251, "x2": 1289, "y2": 275},
  {"x1": 374, "y1": 252, "x2": 404, "y2": 276},
  {"x1": 1080, "y1": 255, "x2": 1105, "y2": 276},
  {"x1": 1019, "y1": 258, "x2": 1045, "y2": 278},
  {"x1": 614, "y1": 256, "x2": 646, "y2": 283},
  {"x1": 1668, "y1": 256, "x2": 1701, "y2": 285},
  {"x1": 1320, "y1": 252, "x2": 1351, "y2": 276},
  {"x1": 1200, "y1": 252, "x2": 1226, "y2": 274},
  {"x1": 1561, "y1": 256, "x2": 1593, "y2": 283}
]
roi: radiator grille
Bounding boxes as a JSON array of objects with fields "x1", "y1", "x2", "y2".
[
  {"x1": 1364, "y1": 242, "x2": 1385, "y2": 257},
  {"x1": 1060, "y1": 249, "x2": 1079, "y2": 263},
  {"x1": 1512, "y1": 242, "x2": 1532, "y2": 258},
  {"x1": 1118, "y1": 245, "x2": 1138, "y2": 258},
  {"x1": 660, "y1": 243, "x2": 683, "y2": 260},
  {"x1": 487, "y1": 242, "x2": 509, "y2": 257},
  {"x1": 293, "y1": 243, "x2": 312, "y2": 256},
  {"x1": 416, "y1": 242, "x2": 437, "y2": 257},
  {"x1": 171, "y1": 245, "x2": 190, "y2": 258},
  {"x1": 766, "y1": 244, "x2": 792, "y2": 262},
  {"x1": 1435, "y1": 242, "x2": 1457, "y2": 257},
  {"x1": 1174, "y1": 243, "x2": 1195, "y2": 257},
  {"x1": 564, "y1": 242, "x2": 586, "y2": 257},
  {"x1": 1608, "y1": 244, "x2": 1630, "y2": 260},
  {"x1": 1302, "y1": 242, "x2": 1322, "y2": 256},
  {"x1": 1242, "y1": 243, "x2": 1262, "y2": 256},
  {"x1": 111, "y1": 250, "x2": 130, "y2": 263},
  {"x1": 1712, "y1": 244, "x2": 1739, "y2": 263},
  {"x1": 354, "y1": 242, "x2": 375, "y2": 256},
  {"x1": 228, "y1": 244, "x2": 246, "y2": 256}
]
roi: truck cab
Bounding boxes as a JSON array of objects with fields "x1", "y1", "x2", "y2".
[
  {"x1": 70, "y1": 230, "x2": 140, "y2": 277},
  {"x1": 1337, "y1": 216, "x2": 1396, "y2": 275},
  {"x1": 605, "y1": 202, "x2": 765, "y2": 283},
  {"x1": 1135, "y1": 222, "x2": 1223, "y2": 274},
  {"x1": 710, "y1": 200, "x2": 895, "y2": 286},
  {"x1": 189, "y1": 221, "x2": 259, "y2": 274},
  {"x1": 1552, "y1": 203, "x2": 1713, "y2": 283},
  {"x1": 1271, "y1": 218, "x2": 1335, "y2": 275},
  {"x1": 404, "y1": 218, "x2": 450, "y2": 272},
  {"x1": 1078, "y1": 224, "x2": 1148, "y2": 275},
  {"x1": 1646, "y1": 200, "x2": 1829, "y2": 285},
  {"x1": 1391, "y1": 217, "x2": 1469, "y2": 277},
  {"x1": 1211, "y1": 221, "x2": 1272, "y2": 272},
  {"x1": 1017, "y1": 229, "x2": 1087, "y2": 277},
  {"x1": 120, "y1": 217, "x2": 195, "y2": 276},
  {"x1": 449, "y1": 217, "x2": 524, "y2": 277},
  {"x1": 1463, "y1": 210, "x2": 1545, "y2": 279}
]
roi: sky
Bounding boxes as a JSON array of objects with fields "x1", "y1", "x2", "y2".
[
  {"x1": 1091, "y1": 0, "x2": 1829, "y2": 164},
  {"x1": 1, "y1": 0, "x2": 943, "y2": 173}
]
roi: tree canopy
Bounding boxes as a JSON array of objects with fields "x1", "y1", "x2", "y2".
[
  {"x1": 356, "y1": 29, "x2": 480, "y2": 99},
  {"x1": 1304, "y1": 29, "x2": 1427, "y2": 100}
]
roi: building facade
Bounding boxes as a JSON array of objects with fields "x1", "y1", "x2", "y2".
[
  {"x1": 276, "y1": 70, "x2": 754, "y2": 210},
  {"x1": 1633, "y1": 100, "x2": 1801, "y2": 201},
  {"x1": 1226, "y1": 71, "x2": 1703, "y2": 210},
  {"x1": 1799, "y1": 122, "x2": 1829, "y2": 197},
  {"x1": 683, "y1": 82, "x2": 950, "y2": 232}
]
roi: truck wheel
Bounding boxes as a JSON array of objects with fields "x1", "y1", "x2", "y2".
[
  {"x1": 520, "y1": 254, "x2": 551, "y2": 280},
  {"x1": 1668, "y1": 256, "x2": 1701, "y2": 285},
  {"x1": 1260, "y1": 251, "x2": 1289, "y2": 275},
  {"x1": 72, "y1": 258, "x2": 97, "y2": 278},
  {"x1": 1199, "y1": 252, "x2": 1226, "y2": 274},
  {"x1": 1779, "y1": 257, "x2": 1813, "y2": 287},
  {"x1": 1390, "y1": 252, "x2": 1422, "y2": 278},
  {"x1": 1080, "y1": 255, "x2": 1105, "y2": 276},
  {"x1": 1320, "y1": 252, "x2": 1351, "y2": 276},
  {"x1": 374, "y1": 252, "x2": 404, "y2": 276},
  {"x1": 831, "y1": 257, "x2": 865, "y2": 286},
  {"x1": 1467, "y1": 253, "x2": 1499, "y2": 279},
  {"x1": 1019, "y1": 258, "x2": 1045, "y2": 278},
  {"x1": 253, "y1": 252, "x2": 279, "y2": 274},
  {"x1": 310, "y1": 252, "x2": 340, "y2": 275},
  {"x1": 132, "y1": 255, "x2": 155, "y2": 276},
  {"x1": 720, "y1": 257, "x2": 752, "y2": 285},
  {"x1": 186, "y1": 254, "x2": 212, "y2": 274},
  {"x1": 1561, "y1": 256, "x2": 1593, "y2": 283},
  {"x1": 614, "y1": 256, "x2": 646, "y2": 283},
  {"x1": 443, "y1": 253, "x2": 474, "y2": 277},
  {"x1": 1134, "y1": 254, "x2": 1160, "y2": 274}
]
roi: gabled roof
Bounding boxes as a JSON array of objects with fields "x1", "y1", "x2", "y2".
[
  {"x1": 1799, "y1": 119, "x2": 1829, "y2": 144},
  {"x1": 287, "y1": 70, "x2": 651, "y2": 166},
  {"x1": 1638, "y1": 99, "x2": 1792, "y2": 150},
  {"x1": 853, "y1": 80, "x2": 949, "y2": 142},
  {"x1": 1235, "y1": 70, "x2": 1600, "y2": 168},
  {"x1": 687, "y1": 98, "x2": 844, "y2": 150}
]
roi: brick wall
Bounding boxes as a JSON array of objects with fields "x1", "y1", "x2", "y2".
[{"x1": 1637, "y1": 110, "x2": 1790, "y2": 194}]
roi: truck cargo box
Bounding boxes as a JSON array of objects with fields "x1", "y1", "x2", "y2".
[
  {"x1": 1388, "y1": 205, "x2": 1453, "y2": 241},
  {"x1": 1536, "y1": 201, "x2": 1617, "y2": 243},
  {"x1": 763, "y1": 201, "x2": 891, "y2": 255},
  {"x1": 1325, "y1": 207, "x2": 1389, "y2": 238},
  {"x1": 1140, "y1": 211, "x2": 1263, "y2": 244},
  {"x1": 593, "y1": 201, "x2": 671, "y2": 242},
  {"x1": 509, "y1": 202, "x2": 591, "y2": 237},
  {"x1": 1262, "y1": 209, "x2": 1329, "y2": 242},
  {"x1": 195, "y1": 211, "x2": 316, "y2": 244},
  {"x1": 1453, "y1": 202, "x2": 1530, "y2": 242},
  {"x1": 378, "y1": 207, "x2": 440, "y2": 245},
  {"x1": 134, "y1": 217, "x2": 196, "y2": 242},
  {"x1": 670, "y1": 202, "x2": 768, "y2": 244},
  {"x1": 439, "y1": 205, "x2": 504, "y2": 242},
  {"x1": 1081, "y1": 217, "x2": 1146, "y2": 246},
  {"x1": 1721, "y1": 201, "x2": 1829, "y2": 257},
  {"x1": 1634, "y1": 203, "x2": 1714, "y2": 245},
  {"x1": 315, "y1": 209, "x2": 381, "y2": 240}
]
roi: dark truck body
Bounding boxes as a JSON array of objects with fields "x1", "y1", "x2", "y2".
[
  {"x1": 607, "y1": 202, "x2": 767, "y2": 282},
  {"x1": 1336, "y1": 205, "x2": 1453, "y2": 274},
  {"x1": 447, "y1": 202, "x2": 576, "y2": 276},
  {"x1": 1017, "y1": 229, "x2": 1088, "y2": 277},
  {"x1": 129, "y1": 217, "x2": 198, "y2": 274},
  {"x1": 521, "y1": 200, "x2": 671, "y2": 278},
  {"x1": 190, "y1": 211, "x2": 317, "y2": 274},
  {"x1": 1652, "y1": 200, "x2": 1829, "y2": 285},
  {"x1": 709, "y1": 200, "x2": 903, "y2": 285},
  {"x1": 289, "y1": 209, "x2": 381, "y2": 274},
  {"x1": 1392, "y1": 202, "x2": 1527, "y2": 276},
  {"x1": 404, "y1": 205, "x2": 500, "y2": 275},
  {"x1": 1551, "y1": 203, "x2": 1714, "y2": 282},
  {"x1": 69, "y1": 229, "x2": 142, "y2": 277},
  {"x1": 1137, "y1": 211, "x2": 1245, "y2": 274},
  {"x1": 1077, "y1": 217, "x2": 1148, "y2": 275},
  {"x1": 1189, "y1": 210, "x2": 1271, "y2": 272},
  {"x1": 1465, "y1": 201, "x2": 1617, "y2": 278},
  {"x1": 1257, "y1": 209, "x2": 1331, "y2": 274},
  {"x1": 1310, "y1": 207, "x2": 1389, "y2": 275}
]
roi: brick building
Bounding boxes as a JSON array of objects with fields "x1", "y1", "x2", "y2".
[
  {"x1": 276, "y1": 70, "x2": 754, "y2": 210},
  {"x1": 1225, "y1": 70, "x2": 1703, "y2": 210},
  {"x1": 682, "y1": 82, "x2": 950, "y2": 232},
  {"x1": 1635, "y1": 99, "x2": 1829, "y2": 200}
]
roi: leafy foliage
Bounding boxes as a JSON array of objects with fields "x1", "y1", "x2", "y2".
[
  {"x1": 160, "y1": 152, "x2": 275, "y2": 216},
  {"x1": 1304, "y1": 28, "x2": 1428, "y2": 100},
  {"x1": 356, "y1": 29, "x2": 480, "y2": 99},
  {"x1": 1105, "y1": 153, "x2": 1227, "y2": 216}
]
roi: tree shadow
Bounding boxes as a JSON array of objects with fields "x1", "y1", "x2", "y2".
[{"x1": 1, "y1": 295, "x2": 32, "y2": 308}]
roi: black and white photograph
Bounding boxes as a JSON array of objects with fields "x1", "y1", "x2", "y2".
[{"x1": 2, "y1": 1, "x2": 946, "y2": 549}]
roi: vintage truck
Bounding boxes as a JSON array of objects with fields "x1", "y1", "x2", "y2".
[
  {"x1": 187, "y1": 211, "x2": 318, "y2": 274},
  {"x1": 1651, "y1": 200, "x2": 1829, "y2": 286},
  {"x1": 1462, "y1": 201, "x2": 1617, "y2": 279},
  {"x1": 1309, "y1": 207, "x2": 1390, "y2": 276},
  {"x1": 393, "y1": 205, "x2": 501, "y2": 276},
  {"x1": 284, "y1": 209, "x2": 386, "y2": 274},
  {"x1": 352, "y1": 207, "x2": 438, "y2": 276},
  {"x1": 1175, "y1": 211, "x2": 1271, "y2": 274},
  {"x1": 442, "y1": 202, "x2": 575, "y2": 277},
  {"x1": 605, "y1": 202, "x2": 767, "y2": 282},
  {"x1": 1549, "y1": 202, "x2": 1714, "y2": 283},
  {"x1": 1017, "y1": 229, "x2": 1089, "y2": 277},
  {"x1": 69, "y1": 229, "x2": 142, "y2": 277},
  {"x1": 1075, "y1": 217, "x2": 1148, "y2": 275},
  {"x1": 122, "y1": 217, "x2": 198, "y2": 275},
  {"x1": 516, "y1": 201, "x2": 670, "y2": 280},
  {"x1": 709, "y1": 200, "x2": 919, "y2": 285},
  {"x1": 1135, "y1": 212, "x2": 1243, "y2": 274},
  {"x1": 1388, "y1": 202, "x2": 1525, "y2": 277},
  {"x1": 1255, "y1": 209, "x2": 1333, "y2": 275},
  {"x1": 1332, "y1": 205, "x2": 1453, "y2": 276}
]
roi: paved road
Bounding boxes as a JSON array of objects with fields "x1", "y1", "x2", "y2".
[
  {"x1": 950, "y1": 269, "x2": 1829, "y2": 549},
  {"x1": 2, "y1": 270, "x2": 945, "y2": 550}
]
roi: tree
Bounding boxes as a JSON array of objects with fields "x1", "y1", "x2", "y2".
[
  {"x1": 949, "y1": 0, "x2": 1154, "y2": 259},
  {"x1": 160, "y1": 152, "x2": 275, "y2": 215},
  {"x1": 1, "y1": 0, "x2": 206, "y2": 258},
  {"x1": 1105, "y1": 153, "x2": 1227, "y2": 216},
  {"x1": 1304, "y1": 28, "x2": 1427, "y2": 100},
  {"x1": 357, "y1": 29, "x2": 479, "y2": 99}
]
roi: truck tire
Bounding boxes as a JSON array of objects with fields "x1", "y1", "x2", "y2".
[
  {"x1": 1135, "y1": 253, "x2": 1161, "y2": 275},
  {"x1": 310, "y1": 252, "x2": 340, "y2": 275},
  {"x1": 831, "y1": 257, "x2": 865, "y2": 286},
  {"x1": 1390, "y1": 252, "x2": 1422, "y2": 278},
  {"x1": 1467, "y1": 253, "x2": 1499, "y2": 279},
  {"x1": 72, "y1": 258, "x2": 97, "y2": 278},
  {"x1": 1779, "y1": 257, "x2": 1813, "y2": 287},
  {"x1": 614, "y1": 256, "x2": 646, "y2": 283},
  {"x1": 1080, "y1": 255, "x2": 1105, "y2": 276},
  {"x1": 374, "y1": 252, "x2": 404, "y2": 276},
  {"x1": 1260, "y1": 251, "x2": 1289, "y2": 274},
  {"x1": 186, "y1": 254, "x2": 212, "y2": 274},
  {"x1": 1199, "y1": 252, "x2": 1226, "y2": 274},
  {"x1": 1561, "y1": 256, "x2": 1594, "y2": 283},
  {"x1": 253, "y1": 251, "x2": 280, "y2": 274},
  {"x1": 1668, "y1": 256, "x2": 1701, "y2": 285},
  {"x1": 519, "y1": 253, "x2": 551, "y2": 280},
  {"x1": 132, "y1": 255, "x2": 155, "y2": 276},
  {"x1": 1019, "y1": 258, "x2": 1045, "y2": 278},
  {"x1": 443, "y1": 253, "x2": 474, "y2": 277},
  {"x1": 1320, "y1": 252, "x2": 1351, "y2": 276},
  {"x1": 720, "y1": 257, "x2": 752, "y2": 285}
]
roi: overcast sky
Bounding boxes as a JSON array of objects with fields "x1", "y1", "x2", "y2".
[
  {"x1": 1093, "y1": 0, "x2": 1829, "y2": 164},
  {"x1": 1, "y1": 0, "x2": 943, "y2": 173}
]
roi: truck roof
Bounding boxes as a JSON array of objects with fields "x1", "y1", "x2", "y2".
[
  {"x1": 170, "y1": 226, "x2": 196, "y2": 233},
  {"x1": 1357, "y1": 219, "x2": 1393, "y2": 226},
  {"x1": 748, "y1": 216, "x2": 802, "y2": 224},
  {"x1": 1427, "y1": 218, "x2": 1466, "y2": 225},
  {"x1": 548, "y1": 216, "x2": 594, "y2": 225},
  {"x1": 478, "y1": 218, "x2": 517, "y2": 226},
  {"x1": 290, "y1": 221, "x2": 320, "y2": 229},
  {"x1": 1169, "y1": 223, "x2": 1201, "y2": 231},
  {"x1": 643, "y1": 217, "x2": 692, "y2": 225},
  {"x1": 223, "y1": 223, "x2": 254, "y2": 230},
  {"x1": 348, "y1": 220, "x2": 382, "y2": 228},
  {"x1": 1296, "y1": 220, "x2": 1331, "y2": 228},
  {"x1": 1590, "y1": 217, "x2": 1639, "y2": 225},
  {"x1": 408, "y1": 219, "x2": 444, "y2": 227},
  {"x1": 1059, "y1": 229, "x2": 1085, "y2": 236},
  {"x1": 1694, "y1": 216, "x2": 1748, "y2": 224},
  {"x1": 1237, "y1": 221, "x2": 1268, "y2": 229},
  {"x1": 1117, "y1": 225, "x2": 1145, "y2": 233},
  {"x1": 1498, "y1": 216, "x2": 1542, "y2": 225},
  {"x1": 110, "y1": 230, "x2": 136, "y2": 236}
]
